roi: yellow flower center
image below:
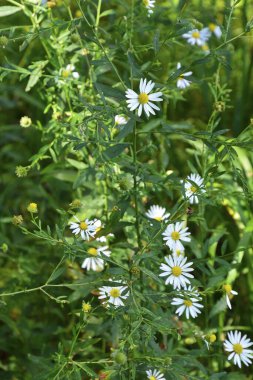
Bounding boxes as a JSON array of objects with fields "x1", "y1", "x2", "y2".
[
  {"x1": 87, "y1": 247, "x2": 98, "y2": 256},
  {"x1": 62, "y1": 69, "x2": 70, "y2": 78},
  {"x1": 192, "y1": 31, "x2": 200, "y2": 38},
  {"x1": 233, "y1": 343, "x2": 243, "y2": 355},
  {"x1": 209, "y1": 334, "x2": 216, "y2": 343},
  {"x1": 143, "y1": 0, "x2": 149, "y2": 6},
  {"x1": 176, "y1": 249, "x2": 182, "y2": 256},
  {"x1": 190, "y1": 186, "x2": 197, "y2": 193},
  {"x1": 154, "y1": 216, "x2": 162, "y2": 221},
  {"x1": 171, "y1": 231, "x2": 180, "y2": 241},
  {"x1": 172, "y1": 266, "x2": 182, "y2": 277},
  {"x1": 149, "y1": 377, "x2": 156, "y2": 380},
  {"x1": 138, "y1": 93, "x2": 149, "y2": 104},
  {"x1": 202, "y1": 44, "x2": 209, "y2": 51},
  {"x1": 82, "y1": 302, "x2": 91, "y2": 313},
  {"x1": 184, "y1": 300, "x2": 193, "y2": 307},
  {"x1": 80, "y1": 221, "x2": 88, "y2": 230},
  {"x1": 223, "y1": 284, "x2": 232, "y2": 294},
  {"x1": 110, "y1": 288, "x2": 120, "y2": 298},
  {"x1": 209, "y1": 23, "x2": 216, "y2": 32}
]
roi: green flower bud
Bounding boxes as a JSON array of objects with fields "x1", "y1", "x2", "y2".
[
  {"x1": 15, "y1": 166, "x2": 29, "y2": 178},
  {"x1": 12, "y1": 215, "x2": 23, "y2": 225},
  {"x1": 112, "y1": 352, "x2": 127, "y2": 365},
  {"x1": 0, "y1": 36, "x2": 8, "y2": 48}
]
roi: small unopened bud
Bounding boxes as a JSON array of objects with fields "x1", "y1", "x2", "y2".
[
  {"x1": 1, "y1": 243, "x2": 8, "y2": 253},
  {"x1": 112, "y1": 351, "x2": 127, "y2": 365},
  {"x1": 214, "y1": 101, "x2": 225, "y2": 112},
  {"x1": 69, "y1": 199, "x2": 82, "y2": 209},
  {"x1": 206, "y1": 333, "x2": 216, "y2": 343},
  {"x1": 0, "y1": 35, "x2": 8, "y2": 48},
  {"x1": 20, "y1": 116, "x2": 32, "y2": 128},
  {"x1": 131, "y1": 266, "x2": 140, "y2": 276},
  {"x1": 27, "y1": 203, "x2": 38, "y2": 213},
  {"x1": 12, "y1": 215, "x2": 23, "y2": 225},
  {"x1": 15, "y1": 166, "x2": 29, "y2": 178},
  {"x1": 47, "y1": 0, "x2": 56, "y2": 8}
]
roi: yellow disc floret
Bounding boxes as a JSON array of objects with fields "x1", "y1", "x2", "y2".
[
  {"x1": 184, "y1": 300, "x2": 193, "y2": 307},
  {"x1": 80, "y1": 221, "x2": 88, "y2": 230},
  {"x1": 149, "y1": 376, "x2": 156, "y2": 380},
  {"x1": 209, "y1": 23, "x2": 216, "y2": 32},
  {"x1": 223, "y1": 284, "x2": 232, "y2": 294},
  {"x1": 172, "y1": 266, "x2": 182, "y2": 277},
  {"x1": 110, "y1": 288, "x2": 120, "y2": 298},
  {"x1": 192, "y1": 31, "x2": 200, "y2": 38},
  {"x1": 233, "y1": 343, "x2": 243, "y2": 355},
  {"x1": 87, "y1": 247, "x2": 98, "y2": 256},
  {"x1": 190, "y1": 186, "x2": 197, "y2": 193},
  {"x1": 171, "y1": 231, "x2": 180, "y2": 241},
  {"x1": 82, "y1": 302, "x2": 91, "y2": 313},
  {"x1": 27, "y1": 203, "x2": 38, "y2": 213},
  {"x1": 138, "y1": 93, "x2": 149, "y2": 104},
  {"x1": 154, "y1": 216, "x2": 162, "y2": 221}
]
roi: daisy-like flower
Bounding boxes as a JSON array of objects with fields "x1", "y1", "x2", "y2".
[
  {"x1": 171, "y1": 286, "x2": 203, "y2": 319},
  {"x1": 208, "y1": 23, "x2": 222, "y2": 38},
  {"x1": 224, "y1": 331, "x2": 253, "y2": 368},
  {"x1": 60, "y1": 64, "x2": 79, "y2": 79},
  {"x1": 98, "y1": 284, "x2": 129, "y2": 307},
  {"x1": 143, "y1": 0, "x2": 155, "y2": 15},
  {"x1": 70, "y1": 216, "x2": 97, "y2": 240},
  {"x1": 96, "y1": 233, "x2": 114, "y2": 243},
  {"x1": 146, "y1": 205, "x2": 170, "y2": 222},
  {"x1": 81, "y1": 246, "x2": 111, "y2": 271},
  {"x1": 115, "y1": 115, "x2": 128, "y2": 126},
  {"x1": 159, "y1": 254, "x2": 194, "y2": 289},
  {"x1": 162, "y1": 222, "x2": 191, "y2": 253},
  {"x1": 184, "y1": 173, "x2": 205, "y2": 204},
  {"x1": 125, "y1": 78, "x2": 163, "y2": 117},
  {"x1": 223, "y1": 284, "x2": 238, "y2": 309},
  {"x1": 176, "y1": 62, "x2": 192, "y2": 89},
  {"x1": 182, "y1": 29, "x2": 210, "y2": 46},
  {"x1": 146, "y1": 369, "x2": 166, "y2": 380}
]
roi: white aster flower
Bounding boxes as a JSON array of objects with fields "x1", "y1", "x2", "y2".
[
  {"x1": 171, "y1": 285, "x2": 203, "y2": 319},
  {"x1": 125, "y1": 78, "x2": 163, "y2": 117},
  {"x1": 176, "y1": 62, "x2": 192, "y2": 89},
  {"x1": 146, "y1": 369, "x2": 166, "y2": 380},
  {"x1": 223, "y1": 284, "x2": 238, "y2": 309},
  {"x1": 146, "y1": 205, "x2": 170, "y2": 222},
  {"x1": 60, "y1": 64, "x2": 79, "y2": 79},
  {"x1": 81, "y1": 245, "x2": 111, "y2": 271},
  {"x1": 208, "y1": 23, "x2": 222, "y2": 38},
  {"x1": 115, "y1": 115, "x2": 128, "y2": 126},
  {"x1": 159, "y1": 254, "x2": 194, "y2": 289},
  {"x1": 98, "y1": 284, "x2": 129, "y2": 307},
  {"x1": 96, "y1": 233, "x2": 114, "y2": 243},
  {"x1": 182, "y1": 29, "x2": 210, "y2": 46},
  {"x1": 162, "y1": 222, "x2": 191, "y2": 253},
  {"x1": 143, "y1": 0, "x2": 155, "y2": 15},
  {"x1": 184, "y1": 173, "x2": 205, "y2": 204},
  {"x1": 69, "y1": 216, "x2": 97, "y2": 240},
  {"x1": 224, "y1": 331, "x2": 253, "y2": 368}
]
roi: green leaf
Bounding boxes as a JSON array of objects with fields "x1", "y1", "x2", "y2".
[
  {"x1": 25, "y1": 60, "x2": 48, "y2": 92},
  {"x1": 0, "y1": 6, "x2": 21, "y2": 17},
  {"x1": 103, "y1": 143, "x2": 129, "y2": 159}
]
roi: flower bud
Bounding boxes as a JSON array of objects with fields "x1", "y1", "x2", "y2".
[
  {"x1": 20, "y1": 116, "x2": 32, "y2": 128},
  {"x1": 27, "y1": 203, "x2": 38, "y2": 213}
]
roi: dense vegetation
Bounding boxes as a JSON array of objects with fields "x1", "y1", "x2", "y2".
[{"x1": 0, "y1": 0, "x2": 253, "y2": 379}]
